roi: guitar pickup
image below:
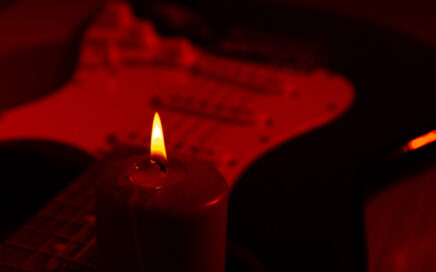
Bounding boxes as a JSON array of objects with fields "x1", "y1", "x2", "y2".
[{"x1": 150, "y1": 95, "x2": 256, "y2": 126}]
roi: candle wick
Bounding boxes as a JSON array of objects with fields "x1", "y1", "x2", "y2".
[{"x1": 151, "y1": 159, "x2": 167, "y2": 174}]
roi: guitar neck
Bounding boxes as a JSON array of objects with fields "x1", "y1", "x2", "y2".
[
  {"x1": 0, "y1": 165, "x2": 98, "y2": 272},
  {"x1": 0, "y1": 2, "x2": 355, "y2": 271},
  {"x1": 0, "y1": 144, "x2": 224, "y2": 272}
]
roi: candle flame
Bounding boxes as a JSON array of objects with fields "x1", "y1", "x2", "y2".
[{"x1": 150, "y1": 112, "x2": 167, "y2": 165}]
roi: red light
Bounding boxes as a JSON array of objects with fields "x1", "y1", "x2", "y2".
[{"x1": 407, "y1": 130, "x2": 436, "y2": 150}]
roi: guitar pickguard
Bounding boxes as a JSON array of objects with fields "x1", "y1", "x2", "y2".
[{"x1": 0, "y1": 2, "x2": 356, "y2": 271}]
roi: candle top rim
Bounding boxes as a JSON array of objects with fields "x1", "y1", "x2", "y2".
[
  {"x1": 98, "y1": 154, "x2": 228, "y2": 213},
  {"x1": 126, "y1": 157, "x2": 186, "y2": 189}
]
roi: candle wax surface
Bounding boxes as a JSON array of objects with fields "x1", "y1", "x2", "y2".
[
  {"x1": 100, "y1": 155, "x2": 228, "y2": 213},
  {"x1": 96, "y1": 154, "x2": 229, "y2": 272},
  {"x1": 126, "y1": 159, "x2": 186, "y2": 189}
]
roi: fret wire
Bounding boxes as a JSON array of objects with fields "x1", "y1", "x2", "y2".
[
  {"x1": 1, "y1": 72, "x2": 262, "y2": 272},
  {"x1": 116, "y1": 53, "x2": 265, "y2": 149},
  {"x1": 2, "y1": 241, "x2": 90, "y2": 270},
  {"x1": 3, "y1": 119, "x2": 244, "y2": 272},
  {"x1": 124, "y1": 47, "x2": 260, "y2": 137},
  {"x1": 4, "y1": 240, "x2": 86, "y2": 266},
  {"x1": 48, "y1": 200, "x2": 95, "y2": 215},
  {"x1": 20, "y1": 226, "x2": 80, "y2": 242},
  {"x1": 70, "y1": 238, "x2": 95, "y2": 263},
  {"x1": 43, "y1": 201, "x2": 96, "y2": 270},
  {"x1": 176, "y1": 71, "x2": 252, "y2": 152},
  {"x1": 18, "y1": 190, "x2": 95, "y2": 269},
  {"x1": 0, "y1": 6, "x2": 294, "y2": 271},
  {"x1": 166, "y1": 74, "x2": 209, "y2": 146},
  {"x1": 0, "y1": 244, "x2": 33, "y2": 272},
  {"x1": 3, "y1": 47, "x2": 273, "y2": 272},
  {"x1": 37, "y1": 212, "x2": 92, "y2": 231},
  {"x1": 43, "y1": 216, "x2": 95, "y2": 264}
]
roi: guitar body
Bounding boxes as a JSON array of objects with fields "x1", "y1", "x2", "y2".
[
  {"x1": 0, "y1": 0, "x2": 104, "y2": 112},
  {"x1": 0, "y1": 1, "x2": 435, "y2": 271}
]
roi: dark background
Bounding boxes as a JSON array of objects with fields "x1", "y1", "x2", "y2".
[{"x1": 0, "y1": 1, "x2": 435, "y2": 271}]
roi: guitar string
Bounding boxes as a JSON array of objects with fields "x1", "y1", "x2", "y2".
[
  {"x1": 118, "y1": 54, "x2": 261, "y2": 166},
  {"x1": 164, "y1": 74, "x2": 223, "y2": 154},
  {"x1": 116, "y1": 65, "x2": 225, "y2": 157},
  {"x1": 92, "y1": 1, "x2": 284, "y2": 158},
  {"x1": 82, "y1": 22, "x2": 269, "y2": 161},
  {"x1": 44, "y1": 64, "x2": 240, "y2": 272},
  {"x1": 6, "y1": 26, "x2": 278, "y2": 271},
  {"x1": 173, "y1": 76, "x2": 228, "y2": 149},
  {"x1": 150, "y1": 71, "x2": 247, "y2": 160},
  {"x1": 184, "y1": 54, "x2": 260, "y2": 160},
  {"x1": 127, "y1": 69, "x2": 204, "y2": 143},
  {"x1": 193, "y1": 77, "x2": 226, "y2": 150},
  {"x1": 15, "y1": 187, "x2": 96, "y2": 270},
  {"x1": 13, "y1": 15, "x2": 128, "y2": 270},
  {"x1": 0, "y1": 5, "x2": 280, "y2": 269},
  {"x1": 21, "y1": 75, "x2": 255, "y2": 272}
]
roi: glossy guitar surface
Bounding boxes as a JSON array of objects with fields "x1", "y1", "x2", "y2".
[
  {"x1": 1, "y1": 1, "x2": 436, "y2": 272},
  {"x1": 0, "y1": 2, "x2": 354, "y2": 185}
]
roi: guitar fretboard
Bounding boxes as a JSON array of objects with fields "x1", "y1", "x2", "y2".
[
  {"x1": 0, "y1": 169, "x2": 97, "y2": 272},
  {"x1": 0, "y1": 144, "x2": 227, "y2": 272},
  {"x1": 0, "y1": 1, "x2": 355, "y2": 271}
]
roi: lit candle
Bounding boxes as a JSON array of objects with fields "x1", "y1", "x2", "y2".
[{"x1": 96, "y1": 113, "x2": 228, "y2": 272}]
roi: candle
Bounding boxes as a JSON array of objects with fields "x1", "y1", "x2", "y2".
[{"x1": 96, "y1": 113, "x2": 228, "y2": 272}]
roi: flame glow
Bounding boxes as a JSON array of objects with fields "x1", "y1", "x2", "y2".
[
  {"x1": 150, "y1": 112, "x2": 167, "y2": 164},
  {"x1": 407, "y1": 130, "x2": 436, "y2": 150}
]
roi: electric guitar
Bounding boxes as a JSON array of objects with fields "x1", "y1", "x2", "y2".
[
  {"x1": 0, "y1": 1, "x2": 435, "y2": 272},
  {"x1": 0, "y1": 2, "x2": 353, "y2": 271},
  {"x1": 0, "y1": 3, "x2": 354, "y2": 185}
]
